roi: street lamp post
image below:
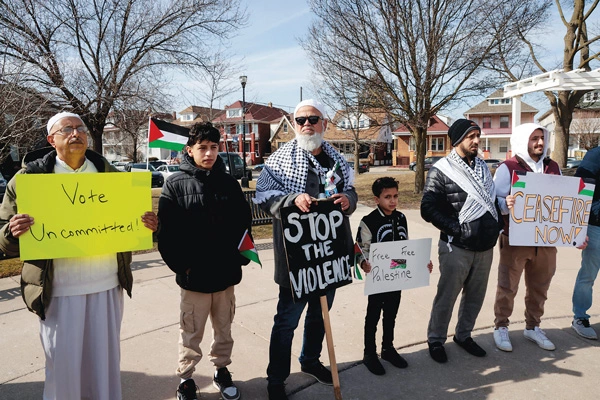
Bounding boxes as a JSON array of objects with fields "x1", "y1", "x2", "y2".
[{"x1": 240, "y1": 75, "x2": 249, "y2": 188}]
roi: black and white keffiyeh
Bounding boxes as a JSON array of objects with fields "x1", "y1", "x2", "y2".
[
  {"x1": 434, "y1": 149, "x2": 498, "y2": 224},
  {"x1": 253, "y1": 139, "x2": 354, "y2": 204}
]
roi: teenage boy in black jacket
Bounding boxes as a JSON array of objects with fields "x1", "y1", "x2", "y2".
[
  {"x1": 356, "y1": 177, "x2": 432, "y2": 375},
  {"x1": 158, "y1": 122, "x2": 252, "y2": 400}
]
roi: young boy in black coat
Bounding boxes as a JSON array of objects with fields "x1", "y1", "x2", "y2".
[
  {"x1": 356, "y1": 177, "x2": 432, "y2": 375},
  {"x1": 158, "y1": 122, "x2": 251, "y2": 400}
]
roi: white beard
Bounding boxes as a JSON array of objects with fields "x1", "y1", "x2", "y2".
[{"x1": 296, "y1": 132, "x2": 323, "y2": 152}]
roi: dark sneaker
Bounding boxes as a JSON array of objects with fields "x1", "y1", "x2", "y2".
[
  {"x1": 453, "y1": 336, "x2": 486, "y2": 357},
  {"x1": 381, "y1": 347, "x2": 408, "y2": 369},
  {"x1": 213, "y1": 367, "x2": 240, "y2": 400},
  {"x1": 177, "y1": 379, "x2": 198, "y2": 400},
  {"x1": 267, "y1": 384, "x2": 288, "y2": 400},
  {"x1": 300, "y1": 362, "x2": 333, "y2": 386},
  {"x1": 363, "y1": 352, "x2": 385, "y2": 375},
  {"x1": 428, "y1": 341, "x2": 447, "y2": 363}
]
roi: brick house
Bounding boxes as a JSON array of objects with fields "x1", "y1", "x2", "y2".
[
  {"x1": 212, "y1": 101, "x2": 288, "y2": 165},
  {"x1": 392, "y1": 115, "x2": 451, "y2": 166}
]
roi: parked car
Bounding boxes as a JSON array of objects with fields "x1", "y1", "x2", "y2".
[
  {"x1": 0, "y1": 172, "x2": 6, "y2": 202},
  {"x1": 111, "y1": 161, "x2": 128, "y2": 171},
  {"x1": 409, "y1": 156, "x2": 443, "y2": 171},
  {"x1": 156, "y1": 164, "x2": 180, "y2": 180},
  {"x1": 149, "y1": 160, "x2": 167, "y2": 169},
  {"x1": 483, "y1": 159, "x2": 502, "y2": 170},
  {"x1": 346, "y1": 160, "x2": 369, "y2": 174},
  {"x1": 124, "y1": 162, "x2": 164, "y2": 188},
  {"x1": 566, "y1": 157, "x2": 582, "y2": 169},
  {"x1": 218, "y1": 152, "x2": 245, "y2": 179}
]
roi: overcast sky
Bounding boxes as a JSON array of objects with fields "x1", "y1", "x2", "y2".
[{"x1": 170, "y1": 0, "x2": 569, "y2": 120}]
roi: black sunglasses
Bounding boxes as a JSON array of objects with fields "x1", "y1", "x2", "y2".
[{"x1": 295, "y1": 116, "x2": 322, "y2": 125}]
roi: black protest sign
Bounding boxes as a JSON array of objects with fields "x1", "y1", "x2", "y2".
[{"x1": 281, "y1": 200, "x2": 352, "y2": 301}]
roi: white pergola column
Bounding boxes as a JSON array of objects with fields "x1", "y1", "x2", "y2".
[{"x1": 512, "y1": 95, "x2": 522, "y2": 129}]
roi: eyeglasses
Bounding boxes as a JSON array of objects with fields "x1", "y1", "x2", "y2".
[
  {"x1": 295, "y1": 116, "x2": 322, "y2": 125},
  {"x1": 52, "y1": 125, "x2": 89, "y2": 136}
]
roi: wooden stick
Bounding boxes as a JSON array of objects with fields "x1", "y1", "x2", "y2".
[{"x1": 321, "y1": 295, "x2": 343, "y2": 400}]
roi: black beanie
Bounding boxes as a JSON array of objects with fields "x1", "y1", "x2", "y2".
[{"x1": 448, "y1": 119, "x2": 480, "y2": 146}]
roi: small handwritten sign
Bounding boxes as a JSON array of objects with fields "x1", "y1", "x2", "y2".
[
  {"x1": 509, "y1": 171, "x2": 595, "y2": 247},
  {"x1": 281, "y1": 200, "x2": 353, "y2": 301},
  {"x1": 16, "y1": 172, "x2": 153, "y2": 260},
  {"x1": 364, "y1": 238, "x2": 431, "y2": 296}
]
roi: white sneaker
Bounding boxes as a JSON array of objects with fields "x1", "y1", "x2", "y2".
[
  {"x1": 493, "y1": 327, "x2": 512, "y2": 352},
  {"x1": 571, "y1": 318, "x2": 598, "y2": 340},
  {"x1": 524, "y1": 327, "x2": 555, "y2": 350}
]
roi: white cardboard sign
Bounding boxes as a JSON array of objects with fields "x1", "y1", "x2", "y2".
[
  {"x1": 509, "y1": 171, "x2": 595, "y2": 247},
  {"x1": 364, "y1": 238, "x2": 431, "y2": 296}
]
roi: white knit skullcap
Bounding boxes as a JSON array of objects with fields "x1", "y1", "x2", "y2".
[
  {"x1": 46, "y1": 112, "x2": 84, "y2": 135},
  {"x1": 294, "y1": 99, "x2": 327, "y2": 119}
]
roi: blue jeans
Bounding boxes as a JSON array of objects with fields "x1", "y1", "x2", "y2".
[
  {"x1": 573, "y1": 224, "x2": 600, "y2": 319},
  {"x1": 266, "y1": 286, "x2": 335, "y2": 386}
]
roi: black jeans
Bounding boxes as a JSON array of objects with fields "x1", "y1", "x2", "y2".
[{"x1": 364, "y1": 290, "x2": 401, "y2": 354}]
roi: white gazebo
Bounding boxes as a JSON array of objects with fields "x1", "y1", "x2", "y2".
[{"x1": 503, "y1": 68, "x2": 600, "y2": 128}]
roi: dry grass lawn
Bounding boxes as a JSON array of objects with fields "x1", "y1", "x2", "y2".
[{"x1": 0, "y1": 171, "x2": 422, "y2": 278}]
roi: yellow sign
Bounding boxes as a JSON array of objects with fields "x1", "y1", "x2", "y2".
[{"x1": 16, "y1": 172, "x2": 153, "y2": 260}]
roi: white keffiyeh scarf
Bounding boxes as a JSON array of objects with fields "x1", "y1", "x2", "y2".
[
  {"x1": 434, "y1": 149, "x2": 498, "y2": 224},
  {"x1": 253, "y1": 139, "x2": 354, "y2": 204}
]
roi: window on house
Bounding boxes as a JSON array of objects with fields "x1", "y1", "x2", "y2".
[
  {"x1": 283, "y1": 123, "x2": 288, "y2": 133},
  {"x1": 483, "y1": 117, "x2": 491, "y2": 129},
  {"x1": 431, "y1": 137, "x2": 445, "y2": 151},
  {"x1": 500, "y1": 115, "x2": 509, "y2": 128},
  {"x1": 359, "y1": 119, "x2": 365, "y2": 128},
  {"x1": 255, "y1": 143, "x2": 260, "y2": 156},
  {"x1": 227, "y1": 109, "x2": 242, "y2": 118},
  {"x1": 499, "y1": 139, "x2": 509, "y2": 153},
  {"x1": 409, "y1": 137, "x2": 416, "y2": 151},
  {"x1": 352, "y1": 120, "x2": 357, "y2": 128}
]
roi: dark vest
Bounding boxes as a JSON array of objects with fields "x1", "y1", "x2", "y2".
[
  {"x1": 501, "y1": 155, "x2": 561, "y2": 235},
  {"x1": 361, "y1": 208, "x2": 408, "y2": 243}
]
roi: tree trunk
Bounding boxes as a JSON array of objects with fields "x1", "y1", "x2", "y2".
[
  {"x1": 547, "y1": 91, "x2": 573, "y2": 167},
  {"x1": 413, "y1": 126, "x2": 427, "y2": 194},
  {"x1": 90, "y1": 125, "x2": 103, "y2": 154}
]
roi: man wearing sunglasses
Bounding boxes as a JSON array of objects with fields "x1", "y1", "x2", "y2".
[
  {"x1": 0, "y1": 112, "x2": 158, "y2": 400},
  {"x1": 254, "y1": 99, "x2": 357, "y2": 400}
]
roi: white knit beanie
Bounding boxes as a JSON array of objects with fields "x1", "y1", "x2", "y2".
[{"x1": 46, "y1": 112, "x2": 84, "y2": 135}]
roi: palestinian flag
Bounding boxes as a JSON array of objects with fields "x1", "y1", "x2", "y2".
[
  {"x1": 148, "y1": 117, "x2": 190, "y2": 151},
  {"x1": 579, "y1": 178, "x2": 595, "y2": 197},
  {"x1": 511, "y1": 171, "x2": 526, "y2": 188},
  {"x1": 353, "y1": 242, "x2": 364, "y2": 280},
  {"x1": 238, "y1": 229, "x2": 261, "y2": 267}
]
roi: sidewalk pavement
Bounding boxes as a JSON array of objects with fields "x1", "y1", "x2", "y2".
[{"x1": 1, "y1": 204, "x2": 599, "y2": 399}]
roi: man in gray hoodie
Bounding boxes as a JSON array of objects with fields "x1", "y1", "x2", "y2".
[{"x1": 491, "y1": 123, "x2": 562, "y2": 352}]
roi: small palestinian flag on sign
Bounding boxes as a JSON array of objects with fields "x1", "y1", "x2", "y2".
[
  {"x1": 511, "y1": 171, "x2": 526, "y2": 188},
  {"x1": 148, "y1": 117, "x2": 190, "y2": 151},
  {"x1": 579, "y1": 178, "x2": 595, "y2": 197},
  {"x1": 353, "y1": 242, "x2": 365, "y2": 280},
  {"x1": 238, "y1": 229, "x2": 261, "y2": 267}
]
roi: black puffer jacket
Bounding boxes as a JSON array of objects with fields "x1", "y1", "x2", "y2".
[
  {"x1": 421, "y1": 166, "x2": 502, "y2": 251},
  {"x1": 158, "y1": 153, "x2": 252, "y2": 293}
]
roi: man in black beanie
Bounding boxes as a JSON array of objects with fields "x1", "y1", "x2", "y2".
[{"x1": 420, "y1": 118, "x2": 503, "y2": 363}]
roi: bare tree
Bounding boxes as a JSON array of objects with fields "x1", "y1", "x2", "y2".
[
  {"x1": 0, "y1": 0, "x2": 247, "y2": 154},
  {"x1": 0, "y1": 56, "x2": 54, "y2": 165},
  {"x1": 195, "y1": 52, "x2": 240, "y2": 119},
  {"x1": 571, "y1": 108, "x2": 600, "y2": 150},
  {"x1": 488, "y1": 0, "x2": 600, "y2": 166},
  {"x1": 312, "y1": 66, "x2": 384, "y2": 173},
  {"x1": 304, "y1": 0, "x2": 551, "y2": 193}
]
